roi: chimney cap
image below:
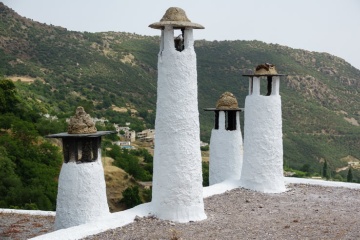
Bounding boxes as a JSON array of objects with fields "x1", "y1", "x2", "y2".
[
  {"x1": 216, "y1": 92, "x2": 239, "y2": 110},
  {"x1": 68, "y1": 106, "x2": 97, "y2": 134},
  {"x1": 204, "y1": 92, "x2": 244, "y2": 111},
  {"x1": 45, "y1": 106, "x2": 116, "y2": 138},
  {"x1": 254, "y1": 63, "x2": 278, "y2": 75},
  {"x1": 149, "y1": 7, "x2": 204, "y2": 30},
  {"x1": 46, "y1": 131, "x2": 116, "y2": 139},
  {"x1": 243, "y1": 63, "x2": 287, "y2": 77}
]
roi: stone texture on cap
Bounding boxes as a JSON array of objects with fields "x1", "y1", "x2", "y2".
[
  {"x1": 254, "y1": 63, "x2": 278, "y2": 75},
  {"x1": 149, "y1": 7, "x2": 204, "y2": 29},
  {"x1": 216, "y1": 92, "x2": 239, "y2": 109},
  {"x1": 68, "y1": 106, "x2": 97, "y2": 134}
]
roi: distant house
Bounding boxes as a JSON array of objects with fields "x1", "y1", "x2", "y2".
[
  {"x1": 92, "y1": 117, "x2": 108, "y2": 124},
  {"x1": 117, "y1": 126, "x2": 130, "y2": 133},
  {"x1": 42, "y1": 113, "x2": 58, "y2": 120},
  {"x1": 137, "y1": 129, "x2": 155, "y2": 142},
  {"x1": 125, "y1": 130, "x2": 136, "y2": 142},
  {"x1": 115, "y1": 141, "x2": 131, "y2": 146}
]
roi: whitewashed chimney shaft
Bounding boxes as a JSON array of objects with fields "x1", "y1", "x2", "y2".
[
  {"x1": 47, "y1": 107, "x2": 112, "y2": 230},
  {"x1": 240, "y1": 69, "x2": 286, "y2": 193},
  {"x1": 55, "y1": 154, "x2": 110, "y2": 229},
  {"x1": 207, "y1": 92, "x2": 243, "y2": 185},
  {"x1": 209, "y1": 111, "x2": 243, "y2": 185},
  {"x1": 150, "y1": 7, "x2": 206, "y2": 222}
]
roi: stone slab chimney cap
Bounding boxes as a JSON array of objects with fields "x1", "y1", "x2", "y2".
[
  {"x1": 243, "y1": 63, "x2": 287, "y2": 77},
  {"x1": 204, "y1": 92, "x2": 244, "y2": 112},
  {"x1": 46, "y1": 131, "x2": 116, "y2": 139},
  {"x1": 45, "y1": 106, "x2": 117, "y2": 138},
  {"x1": 216, "y1": 92, "x2": 241, "y2": 110},
  {"x1": 149, "y1": 7, "x2": 204, "y2": 29},
  {"x1": 68, "y1": 106, "x2": 97, "y2": 134},
  {"x1": 255, "y1": 63, "x2": 278, "y2": 75}
]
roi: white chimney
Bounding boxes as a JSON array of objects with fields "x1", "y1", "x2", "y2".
[
  {"x1": 149, "y1": 7, "x2": 206, "y2": 222},
  {"x1": 240, "y1": 64, "x2": 286, "y2": 193},
  {"x1": 47, "y1": 107, "x2": 114, "y2": 229},
  {"x1": 205, "y1": 92, "x2": 243, "y2": 185}
]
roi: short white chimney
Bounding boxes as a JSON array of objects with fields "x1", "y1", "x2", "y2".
[
  {"x1": 205, "y1": 92, "x2": 243, "y2": 185},
  {"x1": 47, "y1": 107, "x2": 114, "y2": 229},
  {"x1": 240, "y1": 64, "x2": 286, "y2": 193}
]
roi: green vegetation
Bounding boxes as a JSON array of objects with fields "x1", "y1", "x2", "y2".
[
  {"x1": 347, "y1": 167, "x2": 353, "y2": 182},
  {"x1": 200, "y1": 145, "x2": 209, "y2": 151},
  {"x1": 322, "y1": 160, "x2": 330, "y2": 180},
  {"x1": 120, "y1": 186, "x2": 142, "y2": 208},
  {"x1": 284, "y1": 166, "x2": 310, "y2": 178},
  {"x1": 202, "y1": 162, "x2": 209, "y2": 187},
  {"x1": 0, "y1": 77, "x2": 63, "y2": 210},
  {"x1": 107, "y1": 146, "x2": 153, "y2": 181}
]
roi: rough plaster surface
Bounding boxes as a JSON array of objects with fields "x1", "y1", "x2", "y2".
[
  {"x1": 209, "y1": 111, "x2": 243, "y2": 185},
  {"x1": 240, "y1": 95, "x2": 286, "y2": 193},
  {"x1": 55, "y1": 155, "x2": 109, "y2": 230},
  {"x1": 151, "y1": 27, "x2": 206, "y2": 222}
]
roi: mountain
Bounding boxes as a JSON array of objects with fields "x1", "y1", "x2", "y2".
[{"x1": 1, "y1": 2, "x2": 359, "y2": 180}]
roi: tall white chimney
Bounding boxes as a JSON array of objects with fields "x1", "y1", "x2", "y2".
[{"x1": 149, "y1": 7, "x2": 206, "y2": 222}]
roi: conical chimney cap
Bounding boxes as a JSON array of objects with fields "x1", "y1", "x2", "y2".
[
  {"x1": 254, "y1": 63, "x2": 278, "y2": 75},
  {"x1": 149, "y1": 7, "x2": 204, "y2": 29},
  {"x1": 216, "y1": 92, "x2": 239, "y2": 110},
  {"x1": 68, "y1": 106, "x2": 97, "y2": 134}
]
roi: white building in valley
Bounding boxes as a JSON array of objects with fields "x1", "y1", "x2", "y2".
[
  {"x1": 125, "y1": 130, "x2": 136, "y2": 142},
  {"x1": 149, "y1": 7, "x2": 206, "y2": 223},
  {"x1": 136, "y1": 129, "x2": 155, "y2": 142},
  {"x1": 240, "y1": 64, "x2": 286, "y2": 193}
]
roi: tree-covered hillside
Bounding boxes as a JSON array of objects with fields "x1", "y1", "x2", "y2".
[
  {"x1": 1, "y1": 2, "x2": 359, "y2": 183},
  {"x1": 0, "y1": 76, "x2": 64, "y2": 210}
]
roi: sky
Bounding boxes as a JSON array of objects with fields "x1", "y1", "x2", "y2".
[{"x1": 3, "y1": 0, "x2": 360, "y2": 70}]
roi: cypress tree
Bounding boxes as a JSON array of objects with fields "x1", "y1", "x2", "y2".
[
  {"x1": 347, "y1": 167, "x2": 353, "y2": 182},
  {"x1": 322, "y1": 160, "x2": 329, "y2": 180}
]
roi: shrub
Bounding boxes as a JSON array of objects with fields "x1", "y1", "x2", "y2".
[{"x1": 120, "y1": 186, "x2": 142, "y2": 208}]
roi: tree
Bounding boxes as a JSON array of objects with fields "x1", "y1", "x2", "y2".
[
  {"x1": 347, "y1": 167, "x2": 353, "y2": 182},
  {"x1": 201, "y1": 145, "x2": 209, "y2": 151},
  {"x1": 322, "y1": 160, "x2": 330, "y2": 180},
  {"x1": 300, "y1": 163, "x2": 311, "y2": 173},
  {"x1": 0, "y1": 78, "x2": 19, "y2": 114},
  {"x1": 121, "y1": 186, "x2": 142, "y2": 208},
  {"x1": 202, "y1": 162, "x2": 209, "y2": 186},
  {"x1": 0, "y1": 147, "x2": 22, "y2": 208}
]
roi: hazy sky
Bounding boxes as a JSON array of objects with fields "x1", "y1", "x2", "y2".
[{"x1": 3, "y1": 0, "x2": 360, "y2": 70}]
